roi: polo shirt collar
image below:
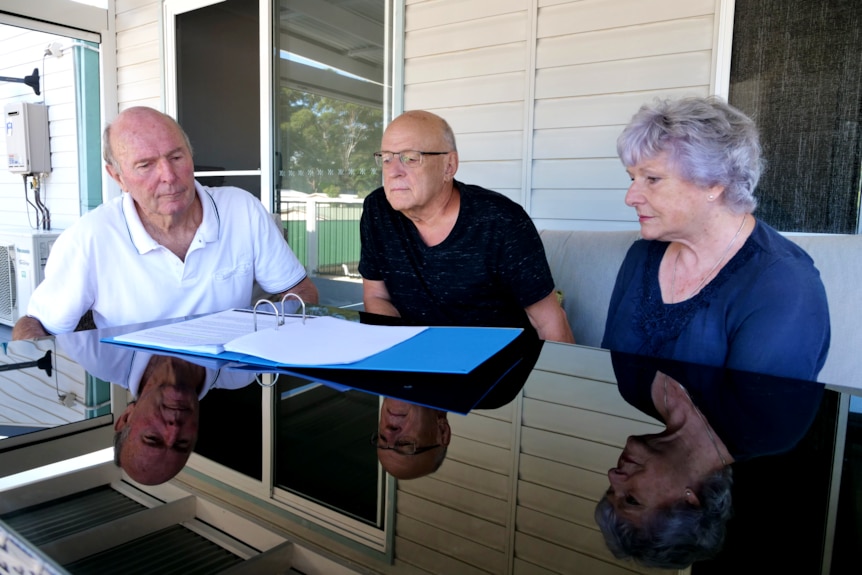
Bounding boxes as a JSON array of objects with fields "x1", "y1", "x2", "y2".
[{"x1": 122, "y1": 180, "x2": 220, "y2": 254}]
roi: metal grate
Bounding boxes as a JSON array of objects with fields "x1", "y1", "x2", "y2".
[
  {"x1": 1, "y1": 486, "x2": 145, "y2": 546},
  {"x1": 0, "y1": 245, "x2": 15, "y2": 323},
  {"x1": 63, "y1": 524, "x2": 244, "y2": 575}
]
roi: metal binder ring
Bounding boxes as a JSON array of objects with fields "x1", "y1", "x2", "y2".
[
  {"x1": 280, "y1": 292, "x2": 307, "y2": 324},
  {"x1": 256, "y1": 372, "x2": 280, "y2": 388},
  {"x1": 252, "y1": 299, "x2": 283, "y2": 331}
]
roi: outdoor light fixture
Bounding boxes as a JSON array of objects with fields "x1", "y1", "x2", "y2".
[{"x1": 0, "y1": 68, "x2": 40, "y2": 95}]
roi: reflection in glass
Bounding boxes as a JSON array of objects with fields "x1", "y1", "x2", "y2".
[
  {"x1": 374, "y1": 399, "x2": 449, "y2": 480},
  {"x1": 0, "y1": 338, "x2": 108, "y2": 443},
  {"x1": 275, "y1": 376, "x2": 382, "y2": 525},
  {"x1": 596, "y1": 352, "x2": 825, "y2": 569}
]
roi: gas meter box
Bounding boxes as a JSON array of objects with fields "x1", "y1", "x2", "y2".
[{"x1": 5, "y1": 102, "x2": 51, "y2": 174}]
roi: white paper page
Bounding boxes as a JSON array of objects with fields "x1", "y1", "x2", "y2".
[
  {"x1": 224, "y1": 316, "x2": 427, "y2": 365},
  {"x1": 112, "y1": 309, "x2": 279, "y2": 353}
]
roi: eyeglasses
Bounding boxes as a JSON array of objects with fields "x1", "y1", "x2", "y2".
[
  {"x1": 373, "y1": 150, "x2": 450, "y2": 168},
  {"x1": 370, "y1": 432, "x2": 441, "y2": 456}
]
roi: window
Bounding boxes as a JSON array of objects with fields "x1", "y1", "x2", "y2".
[{"x1": 729, "y1": 0, "x2": 862, "y2": 234}]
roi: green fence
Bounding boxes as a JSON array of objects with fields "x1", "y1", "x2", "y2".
[{"x1": 282, "y1": 199, "x2": 362, "y2": 277}]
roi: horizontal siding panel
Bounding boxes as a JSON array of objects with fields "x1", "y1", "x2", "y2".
[
  {"x1": 430, "y1": 459, "x2": 510, "y2": 500},
  {"x1": 398, "y1": 492, "x2": 508, "y2": 551},
  {"x1": 513, "y1": 557, "x2": 559, "y2": 575},
  {"x1": 518, "y1": 480, "x2": 597, "y2": 530},
  {"x1": 456, "y1": 160, "x2": 523, "y2": 191},
  {"x1": 522, "y1": 399, "x2": 659, "y2": 449},
  {"x1": 533, "y1": 88, "x2": 706, "y2": 129},
  {"x1": 405, "y1": 13, "x2": 528, "y2": 59},
  {"x1": 516, "y1": 506, "x2": 612, "y2": 561},
  {"x1": 450, "y1": 412, "x2": 513, "y2": 449},
  {"x1": 537, "y1": 16, "x2": 713, "y2": 69},
  {"x1": 532, "y1": 158, "x2": 628, "y2": 189},
  {"x1": 519, "y1": 453, "x2": 607, "y2": 501},
  {"x1": 116, "y1": 21, "x2": 160, "y2": 49},
  {"x1": 524, "y1": 370, "x2": 657, "y2": 422},
  {"x1": 405, "y1": 43, "x2": 526, "y2": 84},
  {"x1": 537, "y1": 0, "x2": 713, "y2": 38},
  {"x1": 434, "y1": 103, "x2": 525, "y2": 134},
  {"x1": 116, "y1": 0, "x2": 159, "y2": 14},
  {"x1": 395, "y1": 537, "x2": 494, "y2": 575},
  {"x1": 396, "y1": 516, "x2": 507, "y2": 573},
  {"x1": 515, "y1": 532, "x2": 641, "y2": 575},
  {"x1": 115, "y1": 3, "x2": 159, "y2": 32},
  {"x1": 117, "y1": 80, "x2": 162, "y2": 105},
  {"x1": 459, "y1": 131, "x2": 523, "y2": 161},
  {"x1": 405, "y1": 72, "x2": 525, "y2": 109},
  {"x1": 520, "y1": 426, "x2": 620, "y2": 476},
  {"x1": 533, "y1": 342, "x2": 617, "y2": 380},
  {"x1": 533, "y1": 125, "x2": 620, "y2": 159},
  {"x1": 535, "y1": 51, "x2": 712, "y2": 99},
  {"x1": 399, "y1": 477, "x2": 510, "y2": 524},
  {"x1": 116, "y1": 41, "x2": 161, "y2": 68},
  {"x1": 473, "y1": 399, "x2": 517, "y2": 423},
  {"x1": 118, "y1": 97, "x2": 163, "y2": 112},
  {"x1": 116, "y1": 60, "x2": 161, "y2": 86},
  {"x1": 447, "y1": 436, "x2": 512, "y2": 475},
  {"x1": 406, "y1": 0, "x2": 526, "y2": 31},
  {"x1": 531, "y1": 188, "x2": 632, "y2": 221}
]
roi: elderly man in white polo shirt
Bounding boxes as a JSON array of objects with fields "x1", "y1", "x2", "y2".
[{"x1": 13, "y1": 106, "x2": 317, "y2": 340}]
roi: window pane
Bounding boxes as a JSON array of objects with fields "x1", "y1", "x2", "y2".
[
  {"x1": 729, "y1": 0, "x2": 862, "y2": 234},
  {"x1": 176, "y1": 0, "x2": 261, "y2": 194},
  {"x1": 276, "y1": 0, "x2": 389, "y2": 276}
]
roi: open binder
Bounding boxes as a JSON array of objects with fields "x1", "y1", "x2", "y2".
[{"x1": 101, "y1": 296, "x2": 524, "y2": 376}]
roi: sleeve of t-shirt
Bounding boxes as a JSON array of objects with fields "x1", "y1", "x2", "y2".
[
  {"x1": 495, "y1": 203, "x2": 556, "y2": 308},
  {"x1": 358, "y1": 192, "x2": 383, "y2": 281}
]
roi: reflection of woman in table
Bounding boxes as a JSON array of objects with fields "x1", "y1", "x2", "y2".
[
  {"x1": 597, "y1": 370, "x2": 733, "y2": 569},
  {"x1": 596, "y1": 353, "x2": 825, "y2": 569}
]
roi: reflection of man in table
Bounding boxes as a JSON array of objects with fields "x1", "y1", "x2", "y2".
[
  {"x1": 114, "y1": 354, "x2": 204, "y2": 485},
  {"x1": 374, "y1": 397, "x2": 449, "y2": 480},
  {"x1": 12, "y1": 106, "x2": 317, "y2": 340}
]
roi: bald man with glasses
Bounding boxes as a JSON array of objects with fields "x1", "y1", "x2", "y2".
[{"x1": 359, "y1": 110, "x2": 573, "y2": 343}]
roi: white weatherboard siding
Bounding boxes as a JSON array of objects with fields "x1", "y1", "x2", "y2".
[
  {"x1": 403, "y1": 0, "x2": 721, "y2": 230},
  {"x1": 115, "y1": 0, "x2": 162, "y2": 111},
  {"x1": 0, "y1": 26, "x2": 80, "y2": 230}
]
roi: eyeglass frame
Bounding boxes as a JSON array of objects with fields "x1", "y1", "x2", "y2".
[
  {"x1": 373, "y1": 150, "x2": 451, "y2": 168},
  {"x1": 370, "y1": 431, "x2": 442, "y2": 456}
]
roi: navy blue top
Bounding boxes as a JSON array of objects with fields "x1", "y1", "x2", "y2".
[
  {"x1": 359, "y1": 181, "x2": 555, "y2": 331},
  {"x1": 602, "y1": 220, "x2": 830, "y2": 381}
]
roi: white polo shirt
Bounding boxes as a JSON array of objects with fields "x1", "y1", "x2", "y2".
[{"x1": 29, "y1": 182, "x2": 307, "y2": 334}]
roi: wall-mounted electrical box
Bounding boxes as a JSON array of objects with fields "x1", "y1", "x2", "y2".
[{"x1": 5, "y1": 102, "x2": 51, "y2": 174}]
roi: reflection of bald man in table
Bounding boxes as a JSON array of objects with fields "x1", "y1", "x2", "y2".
[
  {"x1": 374, "y1": 397, "x2": 450, "y2": 480},
  {"x1": 114, "y1": 355, "x2": 204, "y2": 485}
]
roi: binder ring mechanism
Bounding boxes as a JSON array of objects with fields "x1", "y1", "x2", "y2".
[
  {"x1": 252, "y1": 292, "x2": 307, "y2": 332},
  {"x1": 252, "y1": 293, "x2": 305, "y2": 388}
]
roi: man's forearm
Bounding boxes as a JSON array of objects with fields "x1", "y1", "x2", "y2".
[
  {"x1": 364, "y1": 297, "x2": 401, "y2": 318},
  {"x1": 12, "y1": 316, "x2": 49, "y2": 340},
  {"x1": 279, "y1": 276, "x2": 319, "y2": 305}
]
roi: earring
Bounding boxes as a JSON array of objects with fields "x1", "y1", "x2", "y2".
[
  {"x1": 685, "y1": 489, "x2": 692, "y2": 497},
  {"x1": 708, "y1": 195, "x2": 715, "y2": 201}
]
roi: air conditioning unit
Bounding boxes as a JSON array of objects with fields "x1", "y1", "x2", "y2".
[{"x1": 0, "y1": 228, "x2": 61, "y2": 327}]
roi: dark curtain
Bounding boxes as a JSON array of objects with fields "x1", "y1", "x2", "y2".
[{"x1": 729, "y1": 0, "x2": 862, "y2": 233}]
